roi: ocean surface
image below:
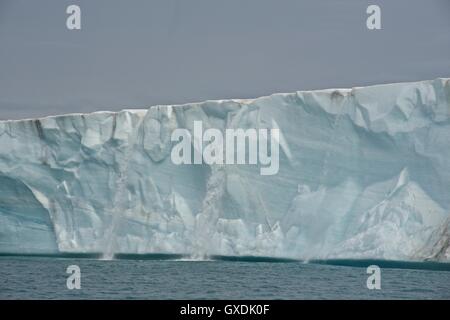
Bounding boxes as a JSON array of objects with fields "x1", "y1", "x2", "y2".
[{"x1": 0, "y1": 255, "x2": 449, "y2": 299}]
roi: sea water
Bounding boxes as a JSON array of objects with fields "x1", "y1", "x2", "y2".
[{"x1": 0, "y1": 256, "x2": 449, "y2": 299}]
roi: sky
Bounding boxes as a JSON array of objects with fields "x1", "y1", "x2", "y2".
[{"x1": 0, "y1": 0, "x2": 449, "y2": 119}]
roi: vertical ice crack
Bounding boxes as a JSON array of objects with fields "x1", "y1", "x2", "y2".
[
  {"x1": 102, "y1": 112, "x2": 144, "y2": 259},
  {"x1": 191, "y1": 165, "x2": 226, "y2": 259}
]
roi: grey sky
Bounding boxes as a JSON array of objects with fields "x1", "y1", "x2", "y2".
[{"x1": 0, "y1": 0, "x2": 449, "y2": 120}]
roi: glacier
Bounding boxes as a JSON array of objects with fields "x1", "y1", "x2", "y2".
[{"x1": 0, "y1": 78, "x2": 449, "y2": 262}]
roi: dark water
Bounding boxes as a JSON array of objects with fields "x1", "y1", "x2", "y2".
[{"x1": 0, "y1": 256, "x2": 449, "y2": 299}]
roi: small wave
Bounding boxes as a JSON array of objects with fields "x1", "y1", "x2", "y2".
[
  {"x1": 174, "y1": 257, "x2": 214, "y2": 262},
  {"x1": 210, "y1": 255, "x2": 299, "y2": 263},
  {"x1": 309, "y1": 259, "x2": 450, "y2": 272},
  {"x1": 113, "y1": 253, "x2": 186, "y2": 261},
  {"x1": 0, "y1": 252, "x2": 103, "y2": 259},
  {"x1": 1, "y1": 252, "x2": 449, "y2": 271}
]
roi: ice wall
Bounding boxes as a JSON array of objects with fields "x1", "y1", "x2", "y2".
[{"x1": 0, "y1": 78, "x2": 449, "y2": 261}]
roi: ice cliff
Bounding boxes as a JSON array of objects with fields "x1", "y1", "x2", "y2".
[{"x1": 1, "y1": 78, "x2": 450, "y2": 261}]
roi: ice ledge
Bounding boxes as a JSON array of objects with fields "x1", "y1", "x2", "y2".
[{"x1": 0, "y1": 77, "x2": 449, "y2": 261}]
